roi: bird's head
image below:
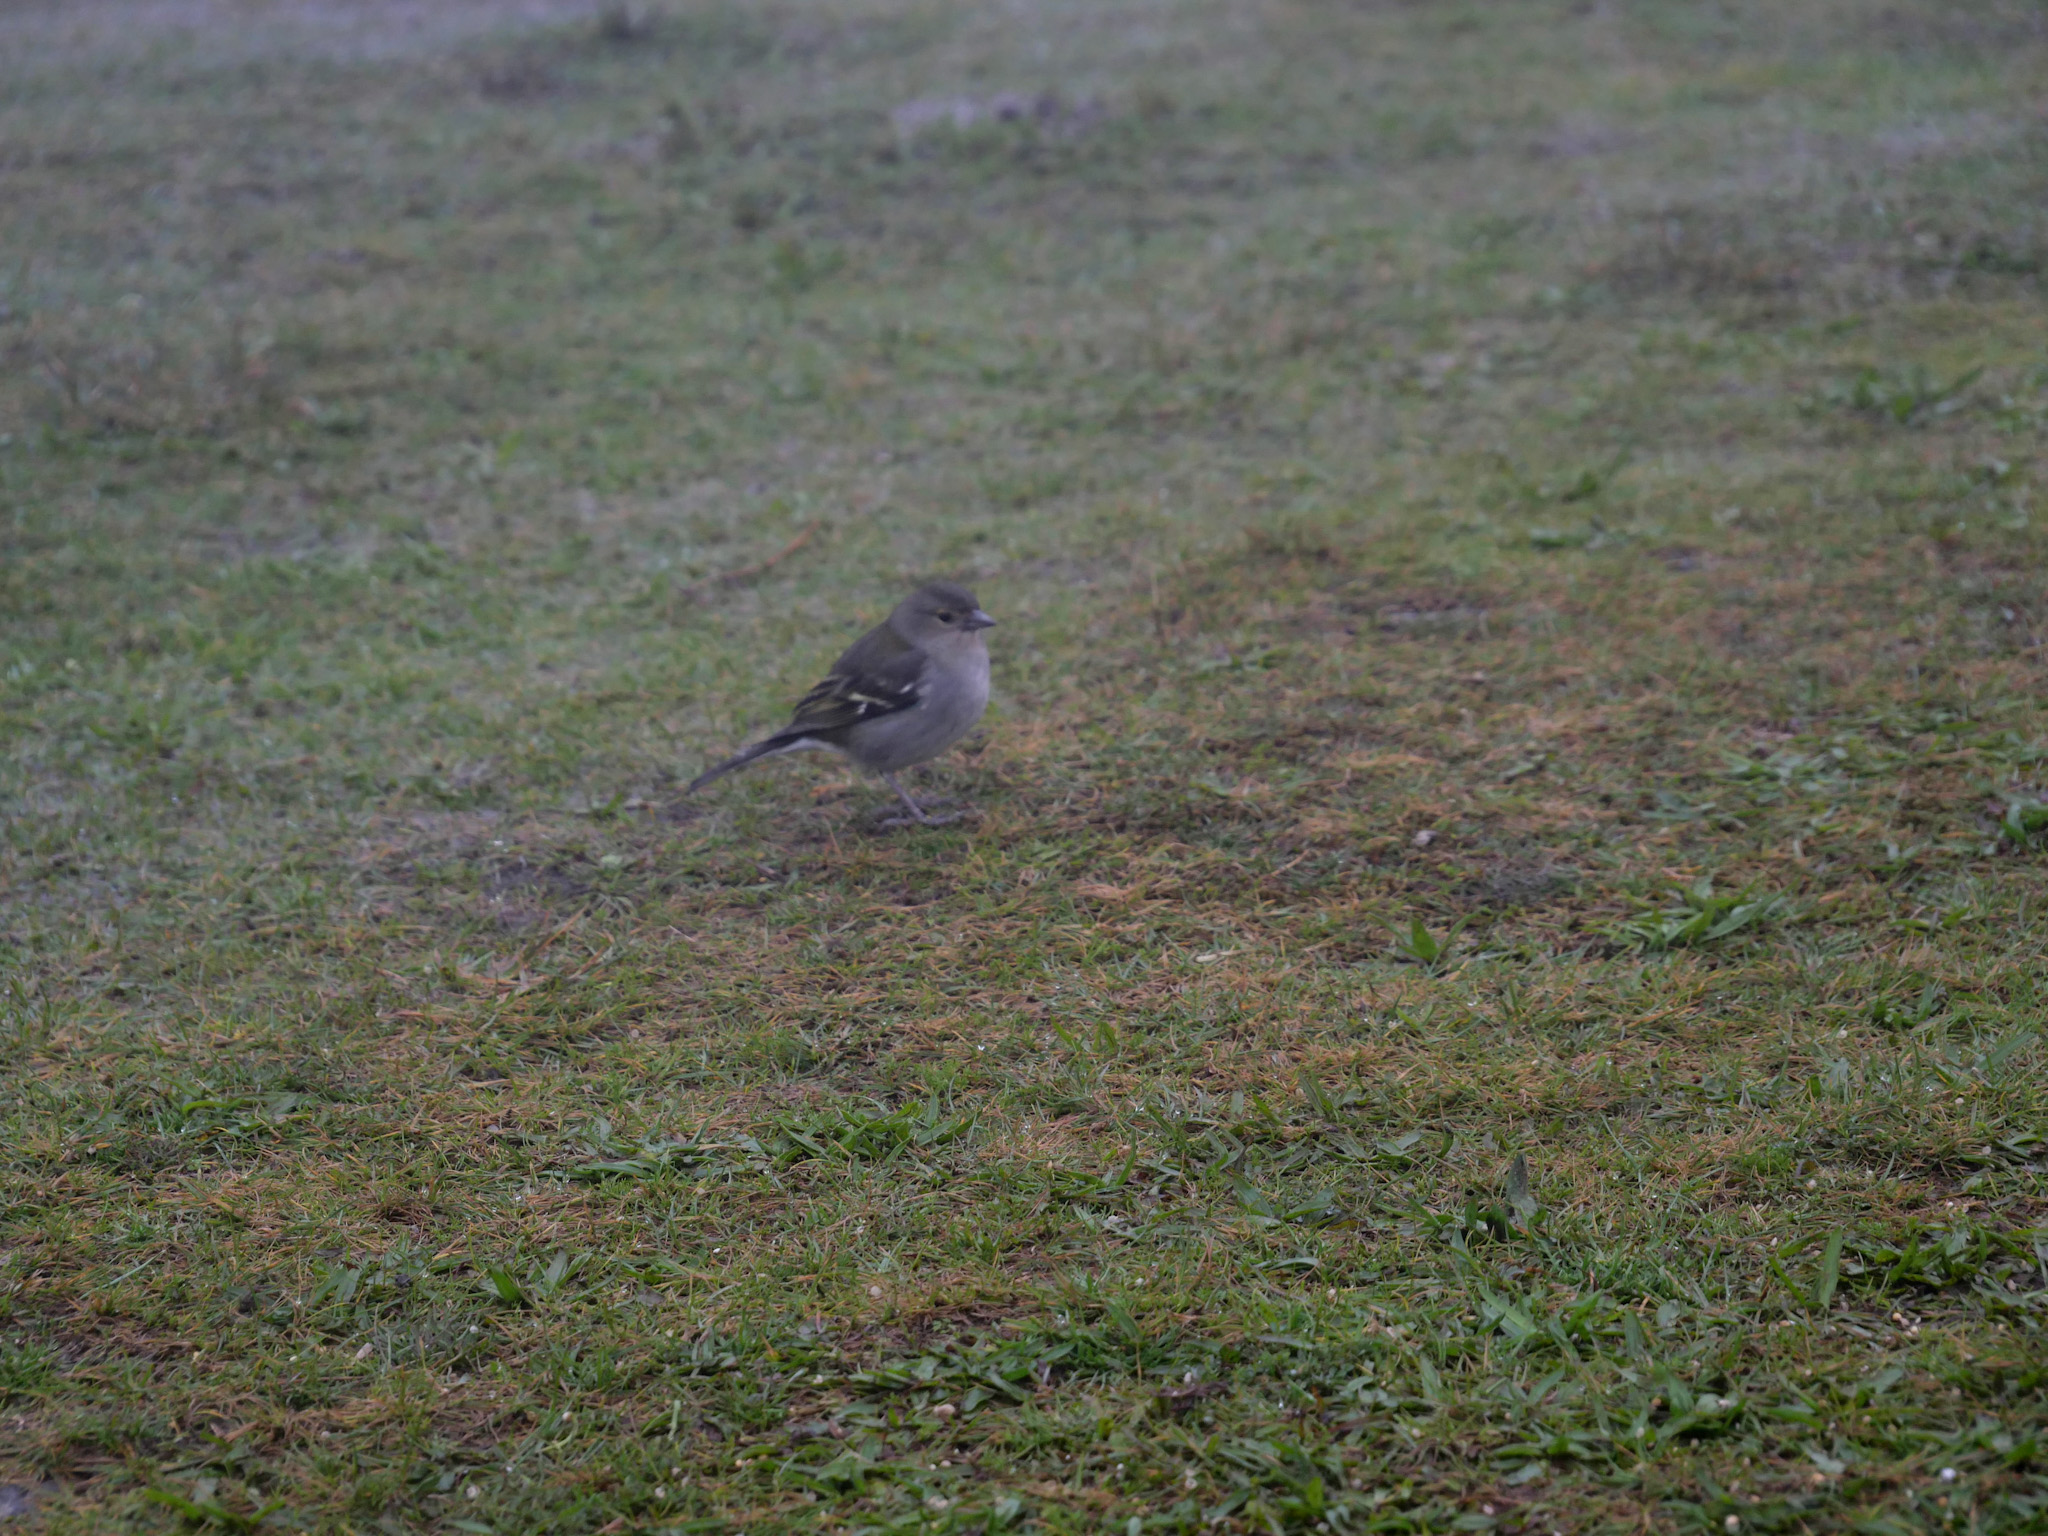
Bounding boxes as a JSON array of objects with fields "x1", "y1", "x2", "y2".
[{"x1": 892, "y1": 580, "x2": 995, "y2": 645}]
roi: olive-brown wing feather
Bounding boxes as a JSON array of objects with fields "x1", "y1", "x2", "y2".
[{"x1": 782, "y1": 628, "x2": 927, "y2": 739}]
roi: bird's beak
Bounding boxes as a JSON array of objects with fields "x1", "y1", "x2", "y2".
[{"x1": 964, "y1": 609, "x2": 996, "y2": 630}]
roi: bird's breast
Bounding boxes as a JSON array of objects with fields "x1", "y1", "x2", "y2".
[
  {"x1": 924, "y1": 643, "x2": 990, "y2": 736},
  {"x1": 959, "y1": 645, "x2": 992, "y2": 715}
]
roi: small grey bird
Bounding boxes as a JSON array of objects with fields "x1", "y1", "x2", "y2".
[{"x1": 688, "y1": 580, "x2": 995, "y2": 825}]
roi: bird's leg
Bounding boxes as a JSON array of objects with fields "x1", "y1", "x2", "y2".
[{"x1": 879, "y1": 772, "x2": 959, "y2": 828}]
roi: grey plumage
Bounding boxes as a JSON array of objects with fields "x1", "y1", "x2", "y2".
[{"x1": 688, "y1": 581, "x2": 995, "y2": 824}]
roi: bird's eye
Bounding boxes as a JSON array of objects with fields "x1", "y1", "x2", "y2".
[{"x1": 937, "y1": 611, "x2": 955, "y2": 622}]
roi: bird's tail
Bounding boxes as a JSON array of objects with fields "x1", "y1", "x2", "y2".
[{"x1": 686, "y1": 733, "x2": 824, "y2": 794}]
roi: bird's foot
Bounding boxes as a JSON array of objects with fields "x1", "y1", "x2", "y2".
[
  {"x1": 878, "y1": 774, "x2": 969, "y2": 828},
  {"x1": 879, "y1": 808, "x2": 963, "y2": 828}
]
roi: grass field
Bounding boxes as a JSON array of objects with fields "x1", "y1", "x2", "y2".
[{"x1": 4, "y1": 0, "x2": 2048, "y2": 1531}]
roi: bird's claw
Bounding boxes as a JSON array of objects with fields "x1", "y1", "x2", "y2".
[{"x1": 879, "y1": 809, "x2": 963, "y2": 828}]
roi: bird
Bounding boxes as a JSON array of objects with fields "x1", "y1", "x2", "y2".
[{"x1": 687, "y1": 580, "x2": 995, "y2": 825}]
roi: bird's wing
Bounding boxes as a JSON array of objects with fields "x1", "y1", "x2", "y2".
[{"x1": 781, "y1": 622, "x2": 928, "y2": 739}]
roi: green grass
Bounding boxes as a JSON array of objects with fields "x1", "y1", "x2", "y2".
[{"x1": 3, "y1": 0, "x2": 2047, "y2": 1531}]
